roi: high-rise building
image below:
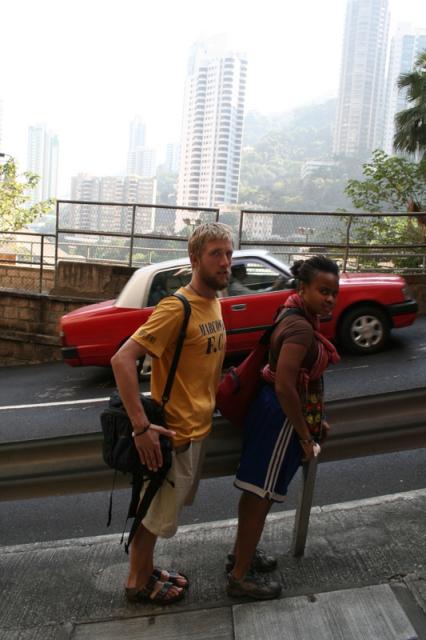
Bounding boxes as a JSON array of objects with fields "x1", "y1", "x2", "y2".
[
  {"x1": 333, "y1": 0, "x2": 390, "y2": 158},
  {"x1": 26, "y1": 124, "x2": 59, "y2": 205},
  {"x1": 69, "y1": 174, "x2": 156, "y2": 232},
  {"x1": 71, "y1": 174, "x2": 100, "y2": 202},
  {"x1": 124, "y1": 175, "x2": 157, "y2": 207},
  {"x1": 124, "y1": 175, "x2": 157, "y2": 233},
  {"x1": 165, "y1": 143, "x2": 181, "y2": 173},
  {"x1": 69, "y1": 174, "x2": 101, "y2": 230},
  {"x1": 127, "y1": 116, "x2": 157, "y2": 177},
  {"x1": 177, "y1": 36, "x2": 247, "y2": 221},
  {"x1": 383, "y1": 24, "x2": 426, "y2": 154},
  {"x1": 127, "y1": 116, "x2": 146, "y2": 175},
  {"x1": 133, "y1": 147, "x2": 157, "y2": 178}
]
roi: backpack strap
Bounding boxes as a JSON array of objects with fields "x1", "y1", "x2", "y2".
[
  {"x1": 259, "y1": 307, "x2": 305, "y2": 346},
  {"x1": 275, "y1": 306, "x2": 306, "y2": 325},
  {"x1": 118, "y1": 471, "x2": 144, "y2": 545},
  {"x1": 124, "y1": 463, "x2": 172, "y2": 553},
  {"x1": 160, "y1": 292, "x2": 191, "y2": 405}
]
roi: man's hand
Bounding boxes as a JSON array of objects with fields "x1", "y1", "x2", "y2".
[{"x1": 134, "y1": 423, "x2": 176, "y2": 472}]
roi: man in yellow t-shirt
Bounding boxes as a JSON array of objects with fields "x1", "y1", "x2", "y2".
[{"x1": 111, "y1": 222, "x2": 233, "y2": 605}]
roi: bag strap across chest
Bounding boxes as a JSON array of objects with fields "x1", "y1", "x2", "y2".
[
  {"x1": 260, "y1": 307, "x2": 306, "y2": 346},
  {"x1": 161, "y1": 292, "x2": 191, "y2": 405}
]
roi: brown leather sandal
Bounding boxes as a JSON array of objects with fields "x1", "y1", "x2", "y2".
[
  {"x1": 152, "y1": 568, "x2": 189, "y2": 589},
  {"x1": 125, "y1": 574, "x2": 185, "y2": 604}
]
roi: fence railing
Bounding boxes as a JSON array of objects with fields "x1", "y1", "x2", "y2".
[
  {"x1": 1, "y1": 387, "x2": 425, "y2": 556},
  {"x1": 0, "y1": 230, "x2": 56, "y2": 293},
  {"x1": 55, "y1": 200, "x2": 220, "y2": 271},
  {"x1": 238, "y1": 209, "x2": 426, "y2": 273},
  {"x1": 1, "y1": 201, "x2": 426, "y2": 294}
]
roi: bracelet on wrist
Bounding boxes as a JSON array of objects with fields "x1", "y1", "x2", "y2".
[
  {"x1": 132, "y1": 423, "x2": 151, "y2": 437},
  {"x1": 299, "y1": 438, "x2": 314, "y2": 445}
]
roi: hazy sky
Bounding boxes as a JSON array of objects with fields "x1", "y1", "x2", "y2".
[{"x1": 1, "y1": 0, "x2": 425, "y2": 195}]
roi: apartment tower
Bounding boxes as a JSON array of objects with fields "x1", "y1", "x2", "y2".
[
  {"x1": 69, "y1": 174, "x2": 156, "y2": 232},
  {"x1": 333, "y1": 0, "x2": 390, "y2": 158},
  {"x1": 127, "y1": 116, "x2": 156, "y2": 177},
  {"x1": 26, "y1": 124, "x2": 59, "y2": 205},
  {"x1": 384, "y1": 24, "x2": 426, "y2": 154},
  {"x1": 177, "y1": 37, "x2": 247, "y2": 220}
]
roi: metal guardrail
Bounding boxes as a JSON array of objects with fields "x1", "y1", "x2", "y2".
[{"x1": 1, "y1": 388, "x2": 425, "y2": 554}]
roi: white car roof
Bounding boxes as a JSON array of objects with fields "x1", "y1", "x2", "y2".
[{"x1": 116, "y1": 249, "x2": 289, "y2": 308}]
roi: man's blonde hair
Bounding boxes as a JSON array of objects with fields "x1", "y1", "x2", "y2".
[{"x1": 188, "y1": 222, "x2": 233, "y2": 259}]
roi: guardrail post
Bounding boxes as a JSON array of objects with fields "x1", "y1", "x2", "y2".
[
  {"x1": 342, "y1": 215, "x2": 353, "y2": 272},
  {"x1": 237, "y1": 209, "x2": 243, "y2": 249},
  {"x1": 291, "y1": 457, "x2": 318, "y2": 556},
  {"x1": 54, "y1": 200, "x2": 59, "y2": 289},
  {"x1": 129, "y1": 205, "x2": 136, "y2": 267},
  {"x1": 39, "y1": 234, "x2": 45, "y2": 293}
]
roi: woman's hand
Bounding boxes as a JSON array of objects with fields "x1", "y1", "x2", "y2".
[
  {"x1": 134, "y1": 423, "x2": 176, "y2": 472},
  {"x1": 300, "y1": 437, "x2": 321, "y2": 461},
  {"x1": 300, "y1": 439, "x2": 319, "y2": 461}
]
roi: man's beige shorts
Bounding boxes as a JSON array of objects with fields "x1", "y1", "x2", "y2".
[{"x1": 141, "y1": 439, "x2": 206, "y2": 538}]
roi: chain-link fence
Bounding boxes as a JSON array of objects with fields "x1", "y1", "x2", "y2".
[
  {"x1": 56, "y1": 200, "x2": 220, "y2": 267},
  {"x1": 1, "y1": 202, "x2": 426, "y2": 294},
  {"x1": 238, "y1": 209, "x2": 426, "y2": 273}
]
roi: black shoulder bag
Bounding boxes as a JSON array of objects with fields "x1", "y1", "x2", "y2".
[{"x1": 100, "y1": 292, "x2": 191, "y2": 551}]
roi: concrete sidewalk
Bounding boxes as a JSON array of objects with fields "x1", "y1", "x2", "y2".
[{"x1": 1, "y1": 488, "x2": 425, "y2": 639}]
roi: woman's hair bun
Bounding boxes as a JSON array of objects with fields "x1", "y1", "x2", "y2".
[
  {"x1": 290, "y1": 260, "x2": 304, "y2": 277},
  {"x1": 290, "y1": 255, "x2": 339, "y2": 284}
]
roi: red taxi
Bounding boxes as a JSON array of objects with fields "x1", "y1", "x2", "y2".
[{"x1": 60, "y1": 250, "x2": 418, "y2": 366}]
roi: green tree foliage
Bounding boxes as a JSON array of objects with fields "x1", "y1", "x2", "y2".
[
  {"x1": 0, "y1": 157, "x2": 54, "y2": 231},
  {"x1": 344, "y1": 150, "x2": 426, "y2": 269},
  {"x1": 345, "y1": 149, "x2": 425, "y2": 213},
  {"x1": 394, "y1": 50, "x2": 426, "y2": 161}
]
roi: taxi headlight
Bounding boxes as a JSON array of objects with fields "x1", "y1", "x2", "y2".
[{"x1": 402, "y1": 285, "x2": 413, "y2": 300}]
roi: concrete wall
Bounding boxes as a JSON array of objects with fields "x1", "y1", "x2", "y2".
[
  {"x1": 0, "y1": 290, "x2": 97, "y2": 366},
  {"x1": 0, "y1": 261, "x2": 137, "y2": 366},
  {"x1": 51, "y1": 261, "x2": 136, "y2": 299},
  {"x1": 405, "y1": 274, "x2": 426, "y2": 314},
  {"x1": 0, "y1": 264, "x2": 54, "y2": 292}
]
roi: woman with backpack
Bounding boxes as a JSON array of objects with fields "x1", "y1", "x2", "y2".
[{"x1": 226, "y1": 255, "x2": 340, "y2": 600}]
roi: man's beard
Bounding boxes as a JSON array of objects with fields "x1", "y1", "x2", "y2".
[{"x1": 199, "y1": 268, "x2": 230, "y2": 291}]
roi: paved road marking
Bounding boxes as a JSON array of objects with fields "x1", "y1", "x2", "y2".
[
  {"x1": 0, "y1": 392, "x2": 150, "y2": 411},
  {"x1": 327, "y1": 364, "x2": 369, "y2": 373}
]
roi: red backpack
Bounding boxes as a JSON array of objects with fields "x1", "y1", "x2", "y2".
[{"x1": 216, "y1": 308, "x2": 302, "y2": 428}]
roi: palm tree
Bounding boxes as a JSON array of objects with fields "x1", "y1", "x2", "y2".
[{"x1": 393, "y1": 50, "x2": 426, "y2": 161}]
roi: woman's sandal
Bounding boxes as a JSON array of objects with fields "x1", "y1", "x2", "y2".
[
  {"x1": 152, "y1": 567, "x2": 189, "y2": 590},
  {"x1": 125, "y1": 573, "x2": 185, "y2": 605}
]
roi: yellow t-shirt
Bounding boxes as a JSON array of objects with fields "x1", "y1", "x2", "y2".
[{"x1": 131, "y1": 287, "x2": 226, "y2": 446}]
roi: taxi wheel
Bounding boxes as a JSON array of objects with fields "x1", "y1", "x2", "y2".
[{"x1": 339, "y1": 304, "x2": 390, "y2": 355}]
